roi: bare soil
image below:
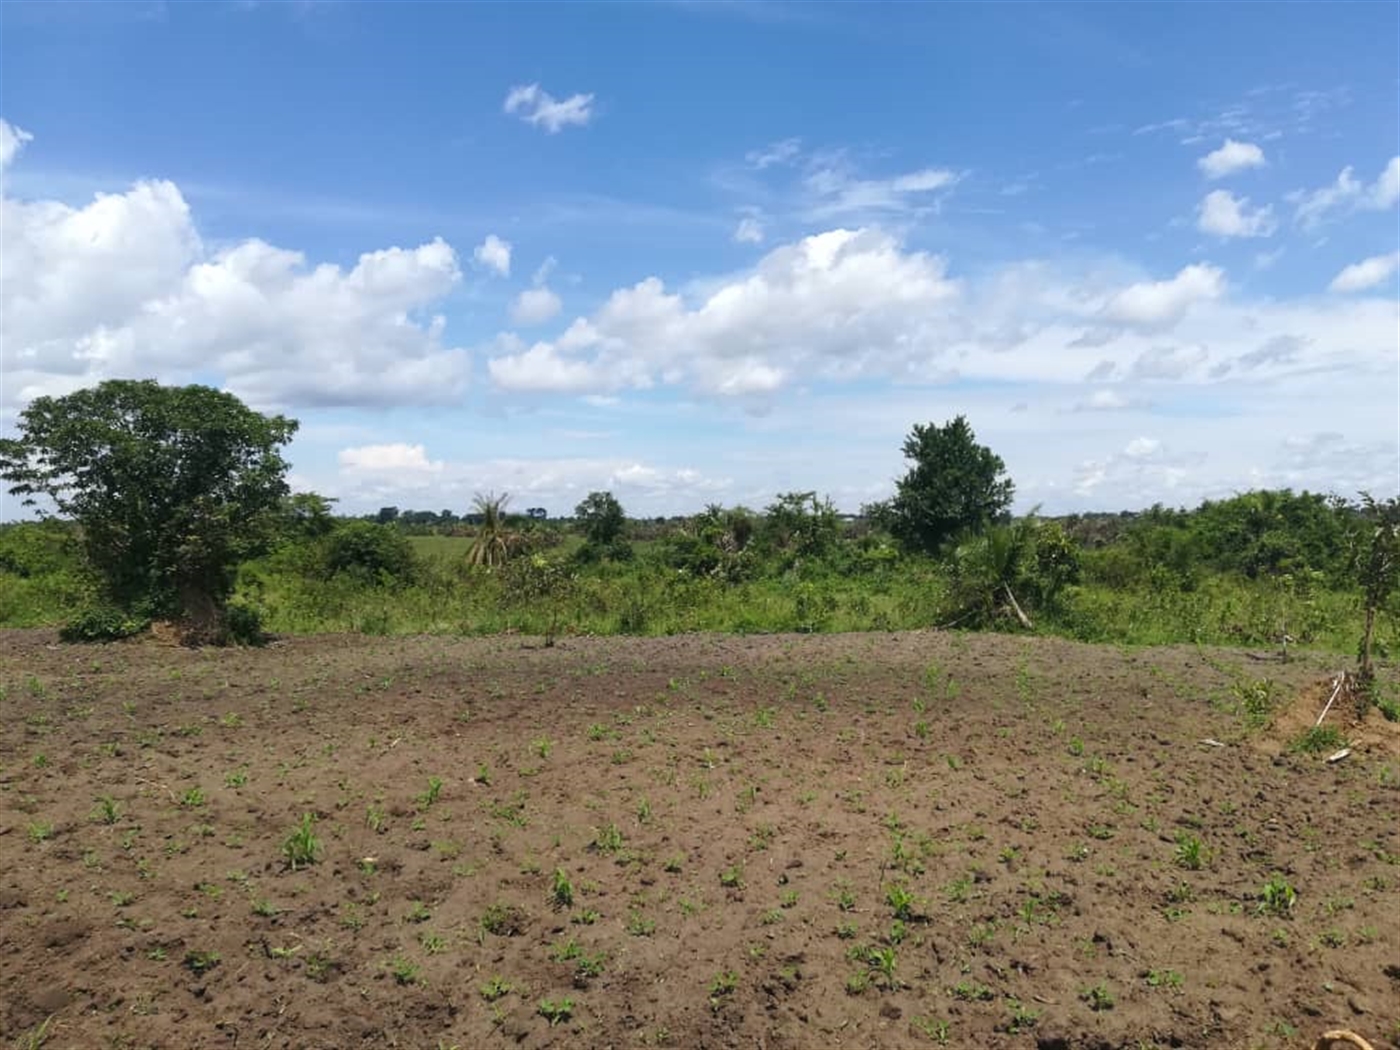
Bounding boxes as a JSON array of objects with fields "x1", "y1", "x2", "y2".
[{"x1": 1, "y1": 629, "x2": 1397, "y2": 1050}]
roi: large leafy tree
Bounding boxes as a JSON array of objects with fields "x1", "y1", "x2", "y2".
[
  {"x1": 886, "y1": 416, "x2": 1014, "y2": 554},
  {"x1": 0, "y1": 380, "x2": 297, "y2": 638},
  {"x1": 575, "y1": 491, "x2": 626, "y2": 546}
]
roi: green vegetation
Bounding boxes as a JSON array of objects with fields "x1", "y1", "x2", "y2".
[
  {"x1": 0, "y1": 379, "x2": 295, "y2": 643},
  {"x1": 2, "y1": 393, "x2": 1396, "y2": 675}
]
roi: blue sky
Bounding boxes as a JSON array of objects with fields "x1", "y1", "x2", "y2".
[{"x1": 2, "y1": 0, "x2": 1397, "y2": 517}]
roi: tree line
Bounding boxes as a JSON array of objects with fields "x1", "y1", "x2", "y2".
[{"x1": 1, "y1": 380, "x2": 1396, "y2": 688}]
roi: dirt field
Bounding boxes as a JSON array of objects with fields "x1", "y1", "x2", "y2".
[{"x1": 2, "y1": 629, "x2": 1397, "y2": 1050}]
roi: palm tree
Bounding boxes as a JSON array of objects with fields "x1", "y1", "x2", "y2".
[
  {"x1": 466, "y1": 492, "x2": 520, "y2": 568},
  {"x1": 949, "y1": 515, "x2": 1039, "y2": 629}
]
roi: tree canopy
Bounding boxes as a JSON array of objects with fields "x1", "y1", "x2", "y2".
[
  {"x1": 575, "y1": 491, "x2": 626, "y2": 546},
  {"x1": 0, "y1": 379, "x2": 297, "y2": 639},
  {"x1": 885, "y1": 415, "x2": 1014, "y2": 555}
]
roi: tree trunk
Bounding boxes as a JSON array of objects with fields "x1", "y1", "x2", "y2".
[{"x1": 1360, "y1": 603, "x2": 1376, "y2": 681}]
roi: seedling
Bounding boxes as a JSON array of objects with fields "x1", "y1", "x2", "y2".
[
  {"x1": 282, "y1": 813, "x2": 321, "y2": 870},
  {"x1": 93, "y1": 796, "x2": 121, "y2": 825},
  {"x1": 1176, "y1": 834, "x2": 1209, "y2": 873},
  {"x1": 1147, "y1": 969, "x2": 1184, "y2": 990},
  {"x1": 708, "y1": 970, "x2": 738, "y2": 1006},
  {"x1": 538, "y1": 998, "x2": 574, "y2": 1026},
  {"x1": 386, "y1": 956, "x2": 421, "y2": 986},
  {"x1": 719, "y1": 865, "x2": 743, "y2": 889},
  {"x1": 405, "y1": 900, "x2": 431, "y2": 923},
  {"x1": 886, "y1": 883, "x2": 916, "y2": 920},
  {"x1": 179, "y1": 787, "x2": 206, "y2": 808},
  {"x1": 1257, "y1": 874, "x2": 1297, "y2": 917},
  {"x1": 481, "y1": 903, "x2": 525, "y2": 936},
  {"x1": 1080, "y1": 982, "x2": 1115, "y2": 1011},
  {"x1": 417, "y1": 776, "x2": 444, "y2": 808},
  {"x1": 183, "y1": 950, "x2": 221, "y2": 975},
  {"x1": 480, "y1": 976, "x2": 513, "y2": 1002},
  {"x1": 551, "y1": 868, "x2": 575, "y2": 909}
]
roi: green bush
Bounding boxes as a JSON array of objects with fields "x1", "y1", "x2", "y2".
[
  {"x1": 319, "y1": 522, "x2": 417, "y2": 585},
  {"x1": 59, "y1": 606, "x2": 150, "y2": 643}
]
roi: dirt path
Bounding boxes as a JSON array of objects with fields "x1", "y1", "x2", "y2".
[{"x1": 1, "y1": 630, "x2": 1396, "y2": 1049}]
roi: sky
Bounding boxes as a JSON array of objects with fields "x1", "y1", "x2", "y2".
[{"x1": 1, "y1": 0, "x2": 1398, "y2": 519}]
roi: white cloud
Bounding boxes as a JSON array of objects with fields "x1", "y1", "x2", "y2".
[
  {"x1": 1291, "y1": 156, "x2": 1400, "y2": 228},
  {"x1": 1, "y1": 124, "x2": 467, "y2": 410},
  {"x1": 1130, "y1": 344, "x2": 1209, "y2": 380},
  {"x1": 1197, "y1": 139, "x2": 1265, "y2": 179},
  {"x1": 338, "y1": 443, "x2": 443, "y2": 474},
  {"x1": 803, "y1": 161, "x2": 959, "y2": 220},
  {"x1": 1073, "y1": 389, "x2": 1133, "y2": 412},
  {"x1": 503, "y1": 83, "x2": 595, "y2": 133},
  {"x1": 0, "y1": 118, "x2": 32, "y2": 169},
  {"x1": 1196, "y1": 189, "x2": 1276, "y2": 238},
  {"x1": 733, "y1": 216, "x2": 764, "y2": 244},
  {"x1": 489, "y1": 228, "x2": 961, "y2": 397},
  {"x1": 473, "y1": 234, "x2": 512, "y2": 276},
  {"x1": 511, "y1": 286, "x2": 563, "y2": 325},
  {"x1": 1329, "y1": 252, "x2": 1400, "y2": 293},
  {"x1": 745, "y1": 138, "x2": 801, "y2": 169},
  {"x1": 1123, "y1": 436, "x2": 1161, "y2": 459},
  {"x1": 1102, "y1": 263, "x2": 1225, "y2": 327}
]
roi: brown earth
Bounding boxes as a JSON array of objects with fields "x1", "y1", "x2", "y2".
[{"x1": 1, "y1": 629, "x2": 1397, "y2": 1050}]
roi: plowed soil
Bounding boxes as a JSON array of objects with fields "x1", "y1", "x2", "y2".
[{"x1": 2, "y1": 629, "x2": 1397, "y2": 1050}]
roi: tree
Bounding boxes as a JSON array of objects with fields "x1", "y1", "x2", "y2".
[
  {"x1": 375, "y1": 506, "x2": 400, "y2": 525},
  {"x1": 0, "y1": 380, "x2": 297, "y2": 640},
  {"x1": 1349, "y1": 493, "x2": 1400, "y2": 684},
  {"x1": 575, "y1": 491, "x2": 626, "y2": 546},
  {"x1": 887, "y1": 416, "x2": 1014, "y2": 555},
  {"x1": 760, "y1": 491, "x2": 839, "y2": 561},
  {"x1": 466, "y1": 492, "x2": 521, "y2": 567}
]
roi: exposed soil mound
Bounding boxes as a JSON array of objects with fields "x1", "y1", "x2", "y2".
[{"x1": 1265, "y1": 671, "x2": 1400, "y2": 761}]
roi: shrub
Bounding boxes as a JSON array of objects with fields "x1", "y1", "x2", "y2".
[
  {"x1": 60, "y1": 605, "x2": 150, "y2": 643},
  {"x1": 319, "y1": 522, "x2": 417, "y2": 585}
]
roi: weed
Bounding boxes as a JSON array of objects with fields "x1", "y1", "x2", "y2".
[
  {"x1": 593, "y1": 823, "x2": 624, "y2": 853},
  {"x1": 27, "y1": 821, "x2": 54, "y2": 844},
  {"x1": 1290, "y1": 726, "x2": 1346, "y2": 755},
  {"x1": 405, "y1": 900, "x2": 431, "y2": 923},
  {"x1": 719, "y1": 865, "x2": 743, "y2": 889},
  {"x1": 1004, "y1": 999, "x2": 1040, "y2": 1033},
  {"x1": 251, "y1": 898, "x2": 279, "y2": 917},
  {"x1": 951, "y1": 980, "x2": 994, "y2": 1002},
  {"x1": 386, "y1": 956, "x2": 421, "y2": 986},
  {"x1": 1146, "y1": 969, "x2": 1184, "y2": 990},
  {"x1": 626, "y1": 911, "x2": 656, "y2": 936},
  {"x1": 533, "y1": 737, "x2": 553, "y2": 758},
  {"x1": 179, "y1": 787, "x2": 206, "y2": 808},
  {"x1": 481, "y1": 903, "x2": 526, "y2": 936}
]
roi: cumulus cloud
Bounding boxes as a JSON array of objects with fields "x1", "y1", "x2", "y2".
[
  {"x1": 510, "y1": 286, "x2": 563, "y2": 325},
  {"x1": 503, "y1": 83, "x2": 595, "y2": 133},
  {"x1": 1102, "y1": 263, "x2": 1225, "y2": 327},
  {"x1": 1197, "y1": 139, "x2": 1265, "y2": 179},
  {"x1": 1329, "y1": 252, "x2": 1400, "y2": 293},
  {"x1": 473, "y1": 234, "x2": 512, "y2": 276},
  {"x1": 488, "y1": 228, "x2": 960, "y2": 397},
  {"x1": 1291, "y1": 156, "x2": 1400, "y2": 228},
  {"x1": 733, "y1": 216, "x2": 764, "y2": 244},
  {"x1": 1196, "y1": 189, "x2": 1276, "y2": 238},
  {"x1": 0, "y1": 123, "x2": 467, "y2": 410},
  {"x1": 0, "y1": 118, "x2": 32, "y2": 169}
]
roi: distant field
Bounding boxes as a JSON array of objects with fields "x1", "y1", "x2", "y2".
[{"x1": 407, "y1": 534, "x2": 472, "y2": 562}]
